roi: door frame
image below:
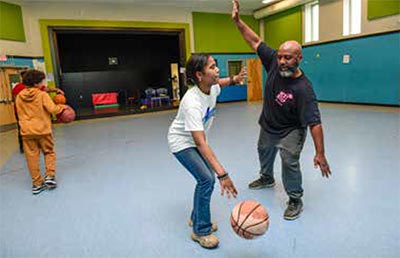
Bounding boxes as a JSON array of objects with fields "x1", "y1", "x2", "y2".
[{"x1": 48, "y1": 26, "x2": 187, "y2": 92}]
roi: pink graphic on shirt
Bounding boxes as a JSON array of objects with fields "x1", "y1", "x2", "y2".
[{"x1": 275, "y1": 91, "x2": 293, "y2": 106}]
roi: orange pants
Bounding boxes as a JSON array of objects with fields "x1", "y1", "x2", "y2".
[{"x1": 22, "y1": 134, "x2": 56, "y2": 187}]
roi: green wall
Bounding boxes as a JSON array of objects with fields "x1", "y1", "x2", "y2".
[
  {"x1": 193, "y1": 12, "x2": 259, "y2": 53},
  {"x1": 0, "y1": 1, "x2": 25, "y2": 41},
  {"x1": 263, "y1": 7, "x2": 302, "y2": 50},
  {"x1": 368, "y1": 0, "x2": 400, "y2": 20}
]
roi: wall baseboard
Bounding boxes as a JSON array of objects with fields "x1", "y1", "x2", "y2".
[
  {"x1": 303, "y1": 30, "x2": 400, "y2": 48},
  {"x1": 319, "y1": 100, "x2": 400, "y2": 108},
  {"x1": 0, "y1": 123, "x2": 17, "y2": 133}
]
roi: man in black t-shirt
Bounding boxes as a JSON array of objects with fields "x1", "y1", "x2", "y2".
[{"x1": 232, "y1": 0, "x2": 331, "y2": 220}]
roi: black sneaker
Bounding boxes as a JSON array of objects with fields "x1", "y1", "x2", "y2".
[
  {"x1": 32, "y1": 183, "x2": 47, "y2": 195},
  {"x1": 248, "y1": 176, "x2": 275, "y2": 189},
  {"x1": 44, "y1": 176, "x2": 57, "y2": 189},
  {"x1": 284, "y1": 198, "x2": 303, "y2": 220}
]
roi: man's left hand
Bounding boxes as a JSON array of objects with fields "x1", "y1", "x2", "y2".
[{"x1": 314, "y1": 154, "x2": 331, "y2": 178}]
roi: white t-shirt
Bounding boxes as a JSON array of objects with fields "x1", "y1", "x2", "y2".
[{"x1": 168, "y1": 84, "x2": 221, "y2": 153}]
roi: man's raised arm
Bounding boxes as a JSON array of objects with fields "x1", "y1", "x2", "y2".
[{"x1": 232, "y1": 0, "x2": 262, "y2": 52}]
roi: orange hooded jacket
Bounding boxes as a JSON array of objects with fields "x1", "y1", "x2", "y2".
[{"x1": 16, "y1": 87, "x2": 65, "y2": 136}]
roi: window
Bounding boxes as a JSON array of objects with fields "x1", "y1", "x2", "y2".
[
  {"x1": 343, "y1": 0, "x2": 361, "y2": 36},
  {"x1": 227, "y1": 60, "x2": 243, "y2": 77},
  {"x1": 304, "y1": 1, "x2": 319, "y2": 43}
]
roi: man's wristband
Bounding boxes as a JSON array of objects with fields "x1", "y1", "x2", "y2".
[{"x1": 217, "y1": 173, "x2": 229, "y2": 180}]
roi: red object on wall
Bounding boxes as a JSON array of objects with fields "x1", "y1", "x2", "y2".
[{"x1": 91, "y1": 93, "x2": 118, "y2": 105}]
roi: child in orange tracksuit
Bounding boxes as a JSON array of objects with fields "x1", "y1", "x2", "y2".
[
  {"x1": 16, "y1": 70, "x2": 66, "y2": 195},
  {"x1": 13, "y1": 70, "x2": 64, "y2": 154}
]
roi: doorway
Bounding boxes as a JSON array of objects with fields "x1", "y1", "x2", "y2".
[
  {"x1": 0, "y1": 67, "x2": 26, "y2": 130},
  {"x1": 246, "y1": 58, "x2": 263, "y2": 102}
]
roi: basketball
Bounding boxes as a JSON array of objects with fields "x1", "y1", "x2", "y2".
[
  {"x1": 57, "y1": 105, "x2": 75, "y2": 123},
  {"x1": 230, "y1": 200, "x2": 269, "y2": 239},
  {"x1": 53, "y1": 94, "x2": 66, "y2": 104}
]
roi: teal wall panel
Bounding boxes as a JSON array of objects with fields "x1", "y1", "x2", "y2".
[
  {"x1": 212, "y1": 53, "x2": 257, "y2": 102},
  {"x1": 212, "y1": 53, "x2": 257, "y2": 77},
  {"x1": 0, "y1": 56, "x2": 42, "y2": 68},
  {"x1": 302, "y1": 32, "x2": 400, "y2": 105}
]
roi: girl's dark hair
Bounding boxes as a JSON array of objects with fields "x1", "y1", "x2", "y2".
[
  {"x1": 185, "y1": 53, "x2": 211, "y2": 86},
  {"x1": 22, "y1": 70, "x2": 46, "y2": 87}
]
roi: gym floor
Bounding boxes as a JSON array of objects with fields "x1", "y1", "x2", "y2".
[{"x1": 0, "y1": 102, "x2": 399, "y2": 258}]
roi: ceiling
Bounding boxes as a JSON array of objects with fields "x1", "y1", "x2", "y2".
[{"x1": 19, "y1": 0, "x2": 282, "y2": 13}]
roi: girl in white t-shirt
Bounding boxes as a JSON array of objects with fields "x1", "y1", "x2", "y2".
[{"x1": 168, "y1": 54, "x2": 244, "y2": 249}]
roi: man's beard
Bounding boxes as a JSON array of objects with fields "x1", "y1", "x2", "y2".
[
  {"x1": 279, "y1": 69, "x2": 294, "y2": 77},
  {"x1": 279, "y1": 62, "x2": 298, "y2": 78}
]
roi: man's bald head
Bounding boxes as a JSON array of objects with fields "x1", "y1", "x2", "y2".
[
  {"x1": 277, "y1": 40, "x2": 303, "y2": 78},
  {"x1": 279, "y1": 40, "x2": 302, "y2": 56}
]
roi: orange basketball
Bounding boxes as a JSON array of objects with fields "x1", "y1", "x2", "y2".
[
  {"x1": 230, "y1": 200, "x2": 269, "y2": 239},
  {"x1": 53, "y1": 94, "x2": 66, "y2": 104},
  {"x1": 57, "y1": 105, "x2": 75, "y2": 123}
]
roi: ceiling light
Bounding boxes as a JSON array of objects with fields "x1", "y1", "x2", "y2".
[{"x1": 262, "y1": 0, "x2": 277, "y2": 4}]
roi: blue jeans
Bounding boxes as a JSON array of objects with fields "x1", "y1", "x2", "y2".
[
  {"x1": 173, "y1": 147, "x2": 215, "y2": 236},
  {"x1": 257, "y1": 127, "x2": 306, "y2": 199}
]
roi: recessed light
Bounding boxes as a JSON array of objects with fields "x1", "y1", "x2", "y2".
[{"x1": 262, "y1": 0, "x2": 276, "y2": 4}]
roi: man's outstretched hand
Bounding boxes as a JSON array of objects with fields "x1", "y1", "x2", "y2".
[{"x1": 232, "y1": 0, "x2": 240, "y2": 23}]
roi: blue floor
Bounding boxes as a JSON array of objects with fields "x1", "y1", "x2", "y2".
[{"x1": 1, "y1": 102, "x2": 399, "y2": 258}]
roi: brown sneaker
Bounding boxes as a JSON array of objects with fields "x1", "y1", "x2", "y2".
[
  {"x1": 188, "y1": 219, "x2": 218, "y2": 232},
  {"x1": 190, "y1": 232, "x2": 219, "y2": 249},
  {"x1": 284, "y1": 198, "x2": 303, "y2": 220},
  {"x1": 248, "y1": 176, "x2": 275, "y2": 189}
]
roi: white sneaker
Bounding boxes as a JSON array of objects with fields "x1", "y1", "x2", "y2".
[{"x1": 190, "y1": 232, "x2": 219, "y2": 249}]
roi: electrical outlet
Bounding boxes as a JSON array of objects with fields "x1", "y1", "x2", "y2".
[{"x1": 343, "y1": 54, "x2": 350, "y2": 64}]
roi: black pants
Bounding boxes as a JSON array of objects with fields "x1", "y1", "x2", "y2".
[{"x1": 15, "y1": 113, "x2": 24, "y2": 153}]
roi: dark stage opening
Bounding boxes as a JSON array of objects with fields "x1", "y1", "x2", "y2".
[{"x1": 52, "y1": 29, "x2": 185, "y2": 119}]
